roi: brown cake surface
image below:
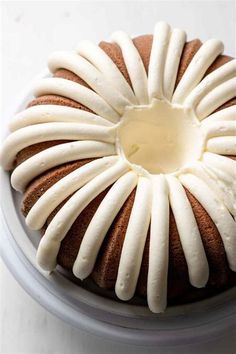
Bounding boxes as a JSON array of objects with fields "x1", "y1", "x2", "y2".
[{"x1": 3, "y1": 26, "x2": 236, "y2": 310}]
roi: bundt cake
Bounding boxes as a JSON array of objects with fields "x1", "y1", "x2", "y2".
[{"x1": 1, "y1": 22, "x2": 236, "y2": 313}]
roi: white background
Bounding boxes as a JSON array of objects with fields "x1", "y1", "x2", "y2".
[{"x1": 1, "y1": 1, "x2": 236, "y2": 353}]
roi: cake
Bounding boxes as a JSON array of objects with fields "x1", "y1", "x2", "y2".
[{"x1": 1, "y1": 22, "x2": 236, "y2": 313}]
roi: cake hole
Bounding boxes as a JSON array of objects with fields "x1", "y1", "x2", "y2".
[{"x1": 117, "y1": 99, "x2": 204, "y2": 175}]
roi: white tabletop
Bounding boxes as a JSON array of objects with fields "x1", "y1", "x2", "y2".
[{"x1": 1, "y1": 1, "x2": 236, "y2": 353}]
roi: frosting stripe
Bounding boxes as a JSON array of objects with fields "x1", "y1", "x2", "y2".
[
  {"x1": 203, "y1": 121, "x2": 236, "y2": 138},
  {"x1": 184, "y1": 59, "x2": 236, "y2": 109},
  {"x1": 26, "y1": 156, "x2": 119, "y2": 230},
  {"x1": 180, "y1": 173, "x2": 236, "y2": 271},
  {"x1": 204, "y1": 164, "x2": 236, "y2": 215},
  {"x1": 163, "y1": 28, "x2": 186, "y2": 101},
  {"x1": 36, "y1": 159, "x2": 129, "y2": 271},
  {"x1": 1, "y1": 123, "x2": 116, "y2": 170},
  {"x1": 203, "y1": 152, "x2": 236, "y2": 178},
  {"x1": 206, "y1": 136, "x2": 236, "y2": 155},
  {"x1": 33, "y1": 78, "x2": 120, "y2": 123},
  {"x1": 201, "y1": 106, "x2": 236, "y2": 124},
  {"x1": 111, "y1": 31, "x2": 149, "y2": 105},
  {"x1": 172, "y1": 39, "x2": 224, "y2": 104},
  {"x1": 76, "y1": 40, "x2": 137, "y2": 104},
  {"x1": 147, "y1": 175, "x2": 169, "y2": 313},
  {"x1": 115, "y1": 176, "x2": 152, "y2": 301},
  {"x1": 48, "y1": 51, "x2": 131, "y2": 114},
  {"x1": 196, "y1": 77, "x2": 236, "y2": 119},
  {"x1": 73, "y1": 171, "x2": 138, "y2": 280},
  {"x1": 9, "y1": 105, "x2": 114, "y2": 132},
  {"x1": 183, "y1": 162, "x2": 236, "y2": 217},
  {"x1": 167, "y1": 175, "x2": 209, "y2": 288},
  {"x1": 11, "y1": 141, "x2": 115, "y2": 192},
  {"x1": 148, "y1": 22, "x2": 171, "y2": 100}
]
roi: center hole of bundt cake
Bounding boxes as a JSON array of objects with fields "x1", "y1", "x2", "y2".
[{"x1": 117, "y1": 99, "x2": 204, "y2": 175}]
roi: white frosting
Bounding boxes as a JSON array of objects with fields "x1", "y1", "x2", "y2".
[
  {"x1": 147, "y1": 175, "x2": 169, "y2": 313},
  {"x1": 9, "y1": 105, "x2": 113, "y2": 132},
  {"x1": 206, "y1": 136, "x2": 236, "y2": 155},
  {"x1": 196, "y1": 77, "x2": 236, "y2": 119},
  {"x1": 111, "y1": 31, "x2": 149, "y2": 105},
  {"x1": 26, "y1": 156, "x2": 119, "y2": 230},
  {"x1": 184, "y1": 59, "x2": 236, "y2": 111},
  {"x1": 1, "y1": 21, "x2": 236, "y2": 314},
  {"x1": 205, "y1": 163, "x2": 236, "y2": 190},
  {"x1": 73, "y1": 171, "x2": 138, "y2": 279},
  {"x1": 33, "y1": 78, "x2": 120, "y2": 123},
  {"x1": 115, "y1": 176, "x2": 152, "y2": 300},
  {"x1": 203, "y1": 120, "x2": 236, "y2": 138},
  {"x1": 203, "y1": 152, "x2": 236, "y2": 178},
  {"x1": 148, "y1": 22, "x2": 171, "y2": 100},
  {"x1": 167, "y1": 175, "x2": 209, "y2": 287},
  {"x1": 37, "y1": 159, "x2": 129, "y2": 271},
  {"x1": 200, "y1": 105, "x2": 236, "y2": 124},
  {"x1": 148, "y1": 23, "x2": 186, "y2": 102},
  {"x1": 11, "y1": 141, "x2": 115, "y2": 192},
  {"x1": 117, "y1": 99, "x2": 204, "y2": 174},
  {"x1": 179, "y1": 173, "x2": 236, "y2": 271},
  {"x1": 172, "y1": 39, "x2": 224, "y2": 104},
  {"x1": 182, "y1": 161, "x2": 236, "y2": 217},
  {"x1": 48, "y1": 51, "x2": 131, "y2": 114},
  {"x1": 203, "y1": 164, "x2": 236, "y2": 216},
  {"x1": 1, "y1": 123, "x2": 115, "y2": 171},
  {"x1": 163, "y1": 28, "x2": 186, "y2": 100},
  {"x1": 76, "y1": 40, "x2": 137, "y2": 104}
]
